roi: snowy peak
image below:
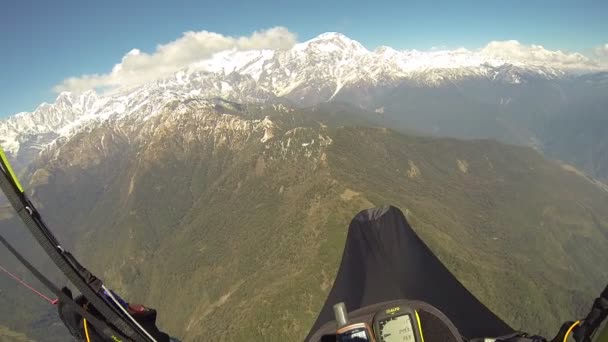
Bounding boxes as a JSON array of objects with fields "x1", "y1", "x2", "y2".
[
  {"x1": 0, "y1": 91, "x2": 101, "y2": 154},
  {"x1": 295, "y1": 32, "x2": 369, "y2": 54},
  {"x1": 194, "y1": 49, "x2": 275, "y2": 77},
  {"x1": 2, "y1": 32, "x2": 604, "y2": 166},
  {"x1": 374, "y1": 46, "x2": 399, "y2": 57}
]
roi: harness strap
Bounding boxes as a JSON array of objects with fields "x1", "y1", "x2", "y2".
[
  {"x1": 0, "y1": 233, "x2": 127, "y2": 340},
  {"x1": 0, "y1": 148, "x2": 150, "y2": 342}
]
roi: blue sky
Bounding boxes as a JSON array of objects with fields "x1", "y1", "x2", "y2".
[{"x1": 1, "y1": 0, "x2": 606, "y2": 117}]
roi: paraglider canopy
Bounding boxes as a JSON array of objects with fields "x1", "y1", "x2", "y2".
[{"x1": 306, "y1": 205, "x2": 512, "y2": 341}]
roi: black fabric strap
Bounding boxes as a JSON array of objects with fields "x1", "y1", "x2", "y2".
[
  {"x1": 0, "y1": 163, "x2": 150, "y2": 342},
  {"x1": 573, "y1": 284, "x2": 608, "y2": 342}
]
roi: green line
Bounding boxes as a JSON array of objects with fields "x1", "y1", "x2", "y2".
[{"x1": 0, "y1": 147, "x2": 24, "y2": 193}]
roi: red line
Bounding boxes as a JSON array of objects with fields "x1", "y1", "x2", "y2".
[{"x1": 0, "y1": 263, "x2": 57, "y2": 305}]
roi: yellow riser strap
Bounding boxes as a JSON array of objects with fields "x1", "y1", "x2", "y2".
[{"x1": 0, "y1": 147, "x2": 24, "y2": 193}]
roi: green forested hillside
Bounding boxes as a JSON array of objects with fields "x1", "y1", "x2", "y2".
[{"x1": 2, "y1": 104, "x2": 607, "y2": 341}]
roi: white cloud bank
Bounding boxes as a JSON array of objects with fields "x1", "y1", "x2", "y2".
[
  {"x1": 53, "y1": 29, "x2": 607, "y2": 94},
  {"x1": 480, "y1": 40, "x2": 603, "y2": 69},
  {"x1": 53, "y1": 27, "x2": 297, "y2": 93},
  {"x1": 594, "y1": 43, "x2": 608, "y2": 59}
]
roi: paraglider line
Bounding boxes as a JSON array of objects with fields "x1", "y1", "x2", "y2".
[{"x1": 0, "y1": 263, "x2": 58, "y2": 305}]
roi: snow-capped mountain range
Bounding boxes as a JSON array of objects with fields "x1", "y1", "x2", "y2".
[{"x1": 0, "y1": 32, "x2": 602, "y2": 161}]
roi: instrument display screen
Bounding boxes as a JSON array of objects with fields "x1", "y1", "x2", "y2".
[{"x1": 377, "y1": 314, "x2": 416, "y2": 342}]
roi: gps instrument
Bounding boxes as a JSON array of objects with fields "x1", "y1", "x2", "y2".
[
  {"x1": 321, "y1": 300, "x2": 461, "y2": 342},
  {"x1": 373, "y1": 305, "x2": 423, "y2": 342}
]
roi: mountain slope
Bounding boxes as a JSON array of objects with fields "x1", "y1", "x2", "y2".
[
  {"x1": 539, "y1": 73, "x2": 608, "y2": 180},
  {"x1": 1, "y1": 32, "x2": 607, "y2": 341},
  {"x1": 3, "y1": 33, "x2": 607, "y2": 182},
  {"x1": 0, "y1": 34, "x2": 599, "y2": 153},
  {"x1": 0, "y1": 326, "x2": 32, "y2": 342},
  {"x1": 6, "y1": 101, "x2": 606, "y2": 341}
]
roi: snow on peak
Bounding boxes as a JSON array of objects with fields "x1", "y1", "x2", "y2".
[
  {"x1": 295, "y1": 32, "x2": 369, "y2": 54},
  {"x1": 375, "y1": 46, "x2": 400, "y2": 57},
  {"x1": 316, "y1": 32, "x2": 346, "y2": 39},
  {"x1": 194, "y1": 49, "x2": 275, "y2": 80},
  {"x1": 0, "y1": 90, "x2": 106, "y2": 155},
  {"x1": 2, "y1": 31, "x2": 598, "y2": 162}
]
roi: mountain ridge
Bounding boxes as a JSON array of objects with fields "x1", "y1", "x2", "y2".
[
  {"x1": 21, "y1": 111, "x2": 608, "y2": 340},
  {"x1": 2, "y1": 32, "x2": 606, "y2": 166},
  {"x1": 2, "y1": 97, "x2": 608, "y2": 340}
]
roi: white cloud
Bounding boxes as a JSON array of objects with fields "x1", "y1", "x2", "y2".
[
  {"x1": 53, "y1": 27, "x2": 297, "y2": 93},
  {"x1": 480, "y1": 40, "x2": 601, "y2": 70},
  {"x1": 54, "y1": 32, "x2": 607, "y2": 94},
  {"x1": 594, "y1": 43, "x2": 608, "y2": 60}
]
